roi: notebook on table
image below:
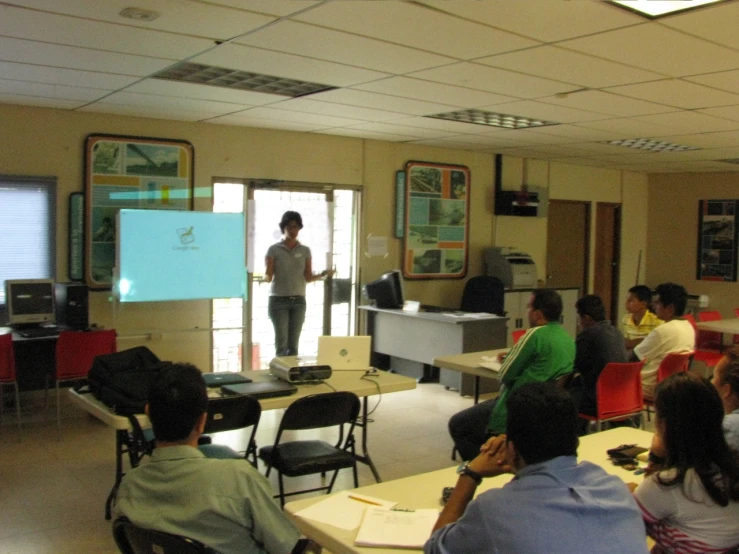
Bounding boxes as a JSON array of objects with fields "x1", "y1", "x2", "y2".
[
  {"x1": 221, "y1": 380, "x2": 297, "y2": 399},
  {"x1": 317, "y1": 335, "x2": 372, "y2": 371},
  {"x1": 203, "y1": 372, "x2": 252, "y2": 388}
]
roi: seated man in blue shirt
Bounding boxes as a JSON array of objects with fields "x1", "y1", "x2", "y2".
[
  {"x1": 114, "y1": 363, "x2": 303, "y2": 554},
  {"x1": 426, "y1": 383, "x2": 648, "y2": 554}
]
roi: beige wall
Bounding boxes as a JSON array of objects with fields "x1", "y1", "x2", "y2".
[
  {"x1": 0, "y1": 102, "x2": 651, "y2": 368},
  {"x1": 647, "y1": 172, "x2": 739, "y2": 318}
]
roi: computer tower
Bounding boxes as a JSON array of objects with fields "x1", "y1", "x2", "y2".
[{"x1": 55, "y1": 282, "x2": 89, "y2": 330}]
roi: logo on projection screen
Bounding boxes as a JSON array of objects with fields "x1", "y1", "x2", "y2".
[{"x1": 177, "y1": 226, "x2": 195, "y2": 245}]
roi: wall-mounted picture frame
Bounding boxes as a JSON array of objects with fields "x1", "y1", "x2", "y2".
[
  {"x1": 68, "y1": 192, "x2": 84, "y2": 281},
  {"x1": 84, "y1": 134, "x2": 194, "y2": 288},
  {"x1": 697, "y1": 199, "x2": 738, "y2": 282},
  {"x1": 403, "y1": 161, "x2": 470, "y2": 280}
]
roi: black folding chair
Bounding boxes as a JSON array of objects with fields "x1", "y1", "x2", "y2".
[
  {"x1": 113, "y1": 517, "x2": 217, "y2": 554},
  {"x1": 258, "y1": 391, "x2": 361, "y2": 507},
  {"x1": 198, "y1": 394, "x2": 262, "y2": 468}
]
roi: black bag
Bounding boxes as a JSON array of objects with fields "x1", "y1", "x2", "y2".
[{"x1": 87, "y1": 346, "x2": 165, "y2": 415}]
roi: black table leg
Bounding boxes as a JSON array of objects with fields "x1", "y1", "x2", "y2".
[{"x1": 354, "y1": 397, "x2": 382, "y2": 483}]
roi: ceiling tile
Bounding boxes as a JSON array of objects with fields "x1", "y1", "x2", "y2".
[
  {"x1": 308, "y1": 89, "x2": 458, "y2": 116},
  {"x1": 686, "y1": 69, "x2": 739, "y2": 95},
  {"x1": 409, "y1": 62, "x2": 574, "y2": 99},
  {"x1": 293, "y1": 1, "x2": 540, "y2": 59},
  {"x1": 635, "y1": 110, "x2": 739, "y2": 133},
  {"x1": 523, "y1": 124, "x2": 623, "y2": 142},
  {"x1": 3, "y1": 0, "x2": 276, "y2": 40},
  {"x1": 263, "y1": 98, "x2": 408, "y2": 123},
  {"x1": 647, "y1": 132, "x2": 739, "y2": 149},
  {"x1": 407, "y1": 138, "x2": 496, "y2": 152},
  {"x1": 204, "y1": 113, "x2": 328, "y2": 132},
  {"x1": 696, "y1": 105, "x2": 739, "y2": 123},
  {"x1": 353, "y1": 77, "x2": 516, "y2": 108},
  {"x1": 0, "y1": 36, "x2": 173, "y2": 76},
  {"x1": 481, "y1": 129, "x2": 577, "y2": 144},
  {"x1": 540, "y1": 90, "x2": 673, "y2": 117},
  {"x1": 225, "y1": 106, "x2": 366, "y2": 127},
  {"x1": 0, "y1": 61, "x2": 137, "y2": 89},
  {"x1": 237, "y1": 20, "x2": 455, "y2": 74},
  {"x1": 0, "y1": 78, "x2": 109, "y2": 101},
  {"x1": 126, "y1": 79, "x2": 283, "y2": 106},
  {"x1": 191, "y1": 44, "x2": 390, "y2": 87},
  {"x1": 341, "y1": 122, "x2": 455, "y2": 139},
  {"x1": 577, "y1": 117, "x2": 676, "y2": 137},
  {"x1": 438, "y1": 134, "x2": 529, "y2": 148},
  {"x1": 416, "y1": 0, "x2": 643, "y2": 42},
  {"x1": 391, "y1": 116, "x2": 503, "y2": 135},
  {"x1": 481, "y1": 100, "x2": 607, "y2": 124},
  {"x1": 316, "y1": 128, "x2": 418, "y2": 142},
  {"x1": 92, "y1": 91, "x2": 251, "y2": 114},
  {"x1": 660, "y1": 1, "x2": 739, "y2": 51},
  {"x1": 605, "y1": 79, "x2": 739, "y2": 110},
  {"x1": 0, "y1": 92, "x2": 83, "y2": 109},
  {"x1": 0, "y1": 5, "x2": 211, "y2": 59},
  {"x1": 478, "y1": 46, "x2": 664, "y2": 89},
  {"x1": 201, "y1": 0, "x2": 324, "y2": 18},
  {"x1": 560, "y1": 24, "x2": 739, "y2": 77},
  {"x1": 78, "y1": 103, "x2": 222, "y2": 121}
]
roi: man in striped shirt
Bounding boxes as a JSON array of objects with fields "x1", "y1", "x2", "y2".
[{"x1": 448, "y1": 289, "x2": 575, "y2": 461}]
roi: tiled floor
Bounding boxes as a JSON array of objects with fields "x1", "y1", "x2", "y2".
[{"x1": 0, "y1": 381, "x2": 481, "y2": 553}]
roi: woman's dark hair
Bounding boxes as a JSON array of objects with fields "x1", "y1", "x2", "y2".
[
  {"x1": 279, "y1": 211, "x2": 303, "y2": 233},
  {"x1": 654, "y1": 372, "x2": 739, "y2": 506}
]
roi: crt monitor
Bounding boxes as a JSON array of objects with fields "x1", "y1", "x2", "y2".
[
  {"x1": 5, "y1": 279, "x2": 56, "y2": 326},
  {"x1": 364, "y1": 270, "x2": 404, "y2": 309}
]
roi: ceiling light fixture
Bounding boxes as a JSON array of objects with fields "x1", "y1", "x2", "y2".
[
  {"x1": 426, "y1": 108, "x2": 559, "y2": 129},
  {"x1": 152, "y1": 62, "x2": 336, "y2": 98},
  {"x1": 119, "y1": 7, "x2": 161, "y2": 22},
  {"x1": 600, "y1": 138, "x2": 700, "y2": 153},
  {"x1": 605, "y1": 0, "x2": 727, "y2": 19}
]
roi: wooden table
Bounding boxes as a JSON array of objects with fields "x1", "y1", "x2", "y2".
[
  {"x1": 432, "y1": 349, "x2": 508, "y2": 403},
  {"x1": 285, "y1": 427, "x2": 653, "y2": 554},
  {"x1": 69, "y1": 368, "x2": 417, "y2": 519}
]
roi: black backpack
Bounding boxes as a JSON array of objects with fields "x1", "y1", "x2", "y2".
[{"x1": 87, "y1": 346, "x2": 166, "y2": 415}]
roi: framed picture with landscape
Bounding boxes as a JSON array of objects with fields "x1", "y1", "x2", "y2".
[
  {"x1": 696, "y1": 199, "x2": 738, "y2": 282},
  {"x1": 403, "y1": 161, "x2": 470, "y2": 280},
  {"x1": 84, "y1": 134, "x2": 194, "y2": 288}
]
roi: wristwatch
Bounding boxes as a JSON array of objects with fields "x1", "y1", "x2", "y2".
[{"x1": 456, "y1": 462, "x2": 483, "y2": 485}]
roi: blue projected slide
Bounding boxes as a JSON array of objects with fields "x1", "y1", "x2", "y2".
[{"x1": 117, "y1": 209, "x2": 246, "y2": 302}]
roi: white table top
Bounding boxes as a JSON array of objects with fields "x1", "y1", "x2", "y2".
[
  {"x1": 695, "y1": 318, "x2": 739, "y2": 335},
  {"x1": 358, "y1": 306, "x2": 507, "y2": 324},
  {"x1": 284, "y1": 427, "x2": 653, "y2": 554},
  {"x1": 69, "y1": 369, "x2": 417, "y2": 431},
  {"x1": 432, "y1": 349, "x2": 509, "y2": 379}
]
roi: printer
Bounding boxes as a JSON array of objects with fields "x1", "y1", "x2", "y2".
[{"x1": 483, "y1": 247, "x2": 538, "y2": 289}]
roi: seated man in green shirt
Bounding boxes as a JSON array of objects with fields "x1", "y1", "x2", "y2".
[
  {"x1": 448, "y1": 289, "x2": 575, "y2": 461},
  {"x1": 114, "y1": 363, "x2": 303, "y2": 554}
]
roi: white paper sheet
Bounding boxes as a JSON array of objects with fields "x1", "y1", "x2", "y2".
[
  {"x1": 294, "y1": 491, "x2": 397, "y2": 531},
  {"x1": 354, "y1": 507, "x2": 439, "y2": 548}
]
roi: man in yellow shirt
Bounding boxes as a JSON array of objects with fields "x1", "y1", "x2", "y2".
[{"x1": 622, "y1": 285, "x2": 663, "y2": 349}]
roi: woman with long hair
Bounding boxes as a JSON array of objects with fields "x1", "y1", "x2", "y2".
[{"x1": 633, "y1": 372, "x2": 739, "y2": 553}]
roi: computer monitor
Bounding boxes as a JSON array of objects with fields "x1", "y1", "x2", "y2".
[
  {"x1": 5, "y1": 279, "x2": 56, "y2": 326},
  {"x1": 364, "y1": 270, "x2": 405, "y2": 309}
]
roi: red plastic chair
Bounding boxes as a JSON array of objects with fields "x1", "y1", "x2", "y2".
[
  {"x1": 512, "y1": 329, "x2": 526, "y2": 345},
  {"x1": 734, "y1": 308, "x2": 739, "y2": 344},
  {"x1": 51, "y1": 329, "x2": 117, "y2": 438},
  {"x1": 683, "y1": 314, "x2": 721, "y2": 367},
  {"x1": 644, "y1": 351, "x2": 693, "y2": 420},
  {"x1": 0, "y1": 334, "x2": 21, "y2": 439},
  {"x1": 579, "y1": 361, "x2": 644, "y2": 432},
  {"x1": 697, "y1": 310, "x2": 723, "y2": 350}
]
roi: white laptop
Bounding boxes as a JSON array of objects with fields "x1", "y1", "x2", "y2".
[{"x1": 317, "y1": 335, "x2": 372, "y2": 371}]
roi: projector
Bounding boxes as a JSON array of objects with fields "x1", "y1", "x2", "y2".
[{"x1": 269, "y1": 356, "x2": 332, "y2": 383}]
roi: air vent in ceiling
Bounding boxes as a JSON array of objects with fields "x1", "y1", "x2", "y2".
[
  {"x1": 600, "y1": 138, "x2": 700, "y2": 153},
  {"x1": 425, "y1": 108, "x2": 559, "y2": 129}
]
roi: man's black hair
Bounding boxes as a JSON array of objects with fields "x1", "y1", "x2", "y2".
[
  {"x1": 506, "y1": 382, "x2": 579, "y2": 465},
  {"x1": 628, "y1": 285, "x2": 653, "y2": 305},
  {"x1": 654, "y1": 282, "x2": 688, "y2": 316},
  {"x1": 279, "y1": 211, "x2": 304, "y2": 233},
  {"x1": 148, "y1": 363, "x2": 208, "y2": 443},
  {"x1": 531, "y1": 288, "x2": 563, "y2": 322},
  {"x1": 575, "y1": 294, "x2": 606, "y2": 322}
]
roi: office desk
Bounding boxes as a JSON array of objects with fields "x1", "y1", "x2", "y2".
[
  {"x1": 69, "y1": 368, "x2": 417, "y2": 519},
  {"x1": 285, "y1": 427, "x2": 653, "y2": 554},
  {"x1": 359, "y1": 307, "x2": 507, "y2": 396},
  {"x1": 432, "y1": 349, "x2": 508, "y2": 404},
  {"x1": 0, "y1": 326, "x2": 60, "y2": 390}
]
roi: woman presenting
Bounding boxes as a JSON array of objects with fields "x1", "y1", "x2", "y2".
[{"x1": 264, "y1": 211, "x2": 330, "y2": 356}]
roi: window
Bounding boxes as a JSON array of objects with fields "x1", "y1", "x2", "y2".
[{"x1": 0, "y1": 176, "x2": 56, "y2": 314}]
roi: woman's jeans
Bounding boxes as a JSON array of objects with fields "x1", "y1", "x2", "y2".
[{"x1": 268, "y1": 296, "x2": 307, "y2": 356}]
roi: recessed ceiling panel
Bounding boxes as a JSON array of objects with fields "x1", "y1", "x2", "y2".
[
  {"x1": 0, "y1": 92, "x2": 84, "y2": 109},
  {"x1": 92, "y1": 91, "x2": 251, "y2": 114},
  {"x1": 660, "y1": 1, "x2": 739, "y2": 50},
  {"x1": 237, "y1": 20, "x2": 455, "y2": 74},
  {"x1": 0, "y1": 61, "x2": 137, "y2": 90},
  {"x1": 293, "y1": 1, "x2": 540, "y2": 59},
  {"x1": 605, "y1": 79, "x2": 739, "y2": 110},
  {"x1": 308, "y1": 89, "x2": 458, "y2": 116},
  {"x1": 126, "y1": 79, "x2": 284, "y2": 106},
  {"x1": 263, "y1": 98, "x2": 408, "y2": 122},
  {"x1": 541, "y1": 90, "x2": 673, "y2": 117}
]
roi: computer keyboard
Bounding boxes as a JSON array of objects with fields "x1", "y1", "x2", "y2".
[{"x1": 18, "y1": 327, "x2": 60, "y2": 338}]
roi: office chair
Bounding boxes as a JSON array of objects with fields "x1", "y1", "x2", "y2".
[
  {"x1": 578, "y1": 361, "x2": 644, "y2": 433},
  {"x1": 644, "y1": 351, "x2": 693, "y2": 420},
  {"x1": 113, "y1": 517, "x2": 217, "y2": 554},
  {"x1": 512, "y1": 329, "x2": 526, "y2": 345},
  {"x1": 0, "y1": 334, "x2": 22, "y2": 440},
  {"x1": 258, "y1": 391, "x2": 361, "y2": 507},
  {"x1": 197, "y1": 394, "x2": 262, "y2": 468},
  {"x1": 460, "y1": 276, "x2": 505, "y2": 315},
  {"x1": 50, "y1": 329, "x2": 117, "y2": 439}
]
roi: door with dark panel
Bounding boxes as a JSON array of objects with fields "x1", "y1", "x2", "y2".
[
  {"x1": 546, "y1": 200, "x2": 590, "y2": 294},
  {"x1": 594, "y1": 203, "x2": 621, "y2": 323}
]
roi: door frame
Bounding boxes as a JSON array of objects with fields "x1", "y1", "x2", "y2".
[{"x1": 595, "y1": 202, "x2": 622, "y2": 324}]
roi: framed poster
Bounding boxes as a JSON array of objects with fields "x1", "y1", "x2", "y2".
[
  {"x1": 697, "y1": 199, "x2": 738, "y2": 282},
  {"x1": 68, "y1": 192, "x2": 84, "y2": 281},
  {"x1": 403, "y1": 161, "x2": 470, "y2": 280},
  {"x1": 84, "y1": 134, "x2": 194, "y2": 288}
]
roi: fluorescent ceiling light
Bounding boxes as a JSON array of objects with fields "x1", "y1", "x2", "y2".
[
  {"x1": 600, "y1": 138, "x2": 700, "y2": 152},
  {"x1": 606, "y1": 0, "x2": 727, "y2": 19},
  {"x1": 426, "y1": 109, "x2": 559, "y2": 129}
]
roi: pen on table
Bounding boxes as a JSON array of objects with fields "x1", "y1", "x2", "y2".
[{"x1": 348, "y1": 495, "x2": 383, "y2": 506}]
